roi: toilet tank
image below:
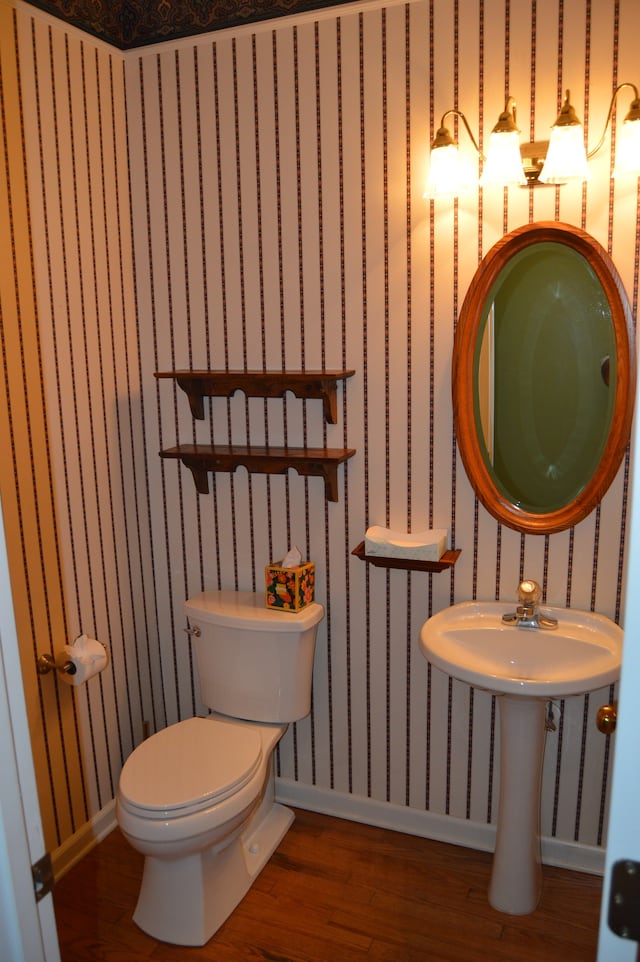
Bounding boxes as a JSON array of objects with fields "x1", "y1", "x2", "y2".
[{"x1": 184, "y1": 590, "x2": 324, "y2": 723}]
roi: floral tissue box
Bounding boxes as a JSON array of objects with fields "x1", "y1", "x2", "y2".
[{"x1": 265, "y1": 561, "x2": 315, "y2": 611}]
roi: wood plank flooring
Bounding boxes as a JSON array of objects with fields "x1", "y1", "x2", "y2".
[{"x1": 53, "y1": 808, "x2": 602, "y2": 962}]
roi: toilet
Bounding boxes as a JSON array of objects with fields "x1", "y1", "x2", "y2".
[{"x1": 116, "y1": 589, "x2": 324, "y2": 946}]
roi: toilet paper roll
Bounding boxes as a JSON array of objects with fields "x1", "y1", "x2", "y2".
[{"x1": 59, "y1": 634, "x2": 109, "y2": 686}]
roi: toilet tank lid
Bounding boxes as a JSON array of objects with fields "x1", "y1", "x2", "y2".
[{"x1": 184, "y1": 590, "x2": 324, "y2": 631}]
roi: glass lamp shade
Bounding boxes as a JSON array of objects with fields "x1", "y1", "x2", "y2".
[
  {"x1": 424, "y1": 143, "x2": 475, "y2": 198},
  {"x1": 538, "y1": 124, "x2": 590, "y2": 184},
  {"x1": 612, "y1": 118, "x2": 640, "y2": 177},
  {"x1": 479, "y1": 130, "x2": 527, "y2": 186}
]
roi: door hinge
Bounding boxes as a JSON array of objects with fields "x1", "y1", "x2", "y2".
[
  {"x1": 609, "y1": 859, "x2": 640, "y2": 942},
  {"x1": 31, "y1": 852, "x2": 54, "y2": 902}
]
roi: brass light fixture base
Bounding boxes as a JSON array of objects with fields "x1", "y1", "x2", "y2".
[{"x1": 520, "y1": 140, "x2": 553, "y2": 185}]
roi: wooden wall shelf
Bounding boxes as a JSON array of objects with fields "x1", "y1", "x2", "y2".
[
  {"x1": 161, "y1": 444, "x2": 356, "y2": 501},
  {"x1": 156, "y1": 369, "x2": 355, "y2": 424},
  {"x1": 352, "y1": 541, "x2": 460, "y2": 573},
  {"x1": 157, "y1": 369, "x2": 356, "y2": 501}
]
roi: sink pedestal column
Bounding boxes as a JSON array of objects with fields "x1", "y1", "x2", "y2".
[{"x1": 489, "y1": 695, "x2": 546, "y2": 915}]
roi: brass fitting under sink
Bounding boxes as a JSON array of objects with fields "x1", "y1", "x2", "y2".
[{"x1": 596, "y1": 702, "x2": 618, "y2": 734}]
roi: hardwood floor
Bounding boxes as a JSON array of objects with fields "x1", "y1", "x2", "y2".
[{"x1": 53, "y1": 808, "x2": 602, "y2": 962}]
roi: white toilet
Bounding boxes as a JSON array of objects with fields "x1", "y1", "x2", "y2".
[{"x1": 116, "y1": 589, "x2": 324, "y2": 946}]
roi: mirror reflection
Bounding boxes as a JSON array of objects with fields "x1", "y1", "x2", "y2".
[{"x1": 475, "y1": 242, "x2": 617, "y2": 513}]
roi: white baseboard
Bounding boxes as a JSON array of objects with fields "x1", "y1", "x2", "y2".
[
  {"x1": 275, "y1": 777, "x2": 605, "y2": 877},
  {"x1": 52, "y1": 799, "x2": 117, "y2": 881},
  {"x1": 52, "y1": 782, "x2": 605, "y2": 882}
]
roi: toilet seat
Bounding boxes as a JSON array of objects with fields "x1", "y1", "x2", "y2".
[{"x1": 119, "y1": 717, "x2": 263, "y2": 819}]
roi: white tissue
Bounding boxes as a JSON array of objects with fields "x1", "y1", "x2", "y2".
[
  {"x1": 364, "y1": 526, "x2": 447, "y2": 561},
  {"x1": 281, "y1": 545, "x2": 303, "y2": 568},
  {"x1": 59, "y1": 634, "x2": 109, "y2": 686}
]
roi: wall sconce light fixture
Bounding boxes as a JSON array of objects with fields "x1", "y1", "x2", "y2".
[
  {"x1": 480, "y1": 97, "x2": 527, "y2": 187},
  {"x1": 424, "y1": 83, "x2": 640, "y2": 197}
]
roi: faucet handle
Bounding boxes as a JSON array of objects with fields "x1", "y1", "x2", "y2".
[{"x1": 517, "y1": 579, "x2": 542, "y2": 606}]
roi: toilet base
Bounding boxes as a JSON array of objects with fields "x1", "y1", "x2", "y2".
[{"x1": 132, "y1": 801, "x2": 294, "y2": 946}]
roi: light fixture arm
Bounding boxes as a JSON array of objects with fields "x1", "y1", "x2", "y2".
[
  {"x1": 587, "y1": 82, "x2": 640, "y2": 159},
  {"x1": 434, "y1": 108, "x2": 485, "y2": 160}
]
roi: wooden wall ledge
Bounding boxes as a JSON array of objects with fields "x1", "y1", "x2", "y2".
[
  {"x1": 160, "y1": 444, "x2": 356, "y2": 501},
  {"x1": 156, "y1": 370, "x2": 355, "y2": 424},
  {"x1": 352, "y1": 541, "x2": 460, "y2": 573}
]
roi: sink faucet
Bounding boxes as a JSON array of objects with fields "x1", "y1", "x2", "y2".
[{"x1": 502, "y1": 579, "x2": 558, "y2": 630}]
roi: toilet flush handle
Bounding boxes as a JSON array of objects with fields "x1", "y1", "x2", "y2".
[{"x1": 184, "y1": 625, "x2": 201, "y2": 638}]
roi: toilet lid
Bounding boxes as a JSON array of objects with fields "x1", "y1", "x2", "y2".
[{"x1": 119, "y1": 717, "x2": 262, "y2": 818}]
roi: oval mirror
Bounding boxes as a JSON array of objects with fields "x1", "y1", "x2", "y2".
[{"x1": 453, "y1": 222, "x2": 636, "y2": 534}]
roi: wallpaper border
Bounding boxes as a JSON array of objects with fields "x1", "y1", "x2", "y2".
[{"x1": 23, "y1": 0, "x2": 366, "y2": 48}]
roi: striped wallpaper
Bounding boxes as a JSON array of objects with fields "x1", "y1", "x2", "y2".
[{"x1": 3, "y1": 0, "x2": 639, "y2": 872}]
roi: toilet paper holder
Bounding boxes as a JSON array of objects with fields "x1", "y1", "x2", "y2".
[
  {"x1": 37, "y1": 652, "x2": 76, "y2": 676},
  {"x1": 36, "y1": 635, "x2": 109, "y2": 686}
]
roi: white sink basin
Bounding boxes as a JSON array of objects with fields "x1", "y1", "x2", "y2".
[{"x1": 419, "y1": 600, "x2": 622, "y2": 697}]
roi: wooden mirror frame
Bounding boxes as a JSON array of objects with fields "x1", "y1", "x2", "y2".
[{"x1": 453, "y1": 222, "x2": 636, "y2": 534}]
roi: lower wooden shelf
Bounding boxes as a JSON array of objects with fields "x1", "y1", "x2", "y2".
[
  {"x1": 160, "y1": 444, "x2": 356, "y2": 501},
  {"x1": 352, "y1": 541, "x2": 460, "y2": 572}
]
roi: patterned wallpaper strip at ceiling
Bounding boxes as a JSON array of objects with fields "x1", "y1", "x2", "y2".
[{"x1": 24, "y1": 0, "x2": 359, "y2": 47}]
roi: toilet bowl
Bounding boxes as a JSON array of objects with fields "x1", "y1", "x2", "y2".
[
  {"x1": 116, "y1": 590, "x2": 324, "y2": 946},
  {"x1": 117, "y1": 714, "x2": 289, "y2": 945}
]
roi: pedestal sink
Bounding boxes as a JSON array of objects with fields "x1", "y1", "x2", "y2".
[{"x1": 419, "y1": 599, "x2": 622, "y2": 915}]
